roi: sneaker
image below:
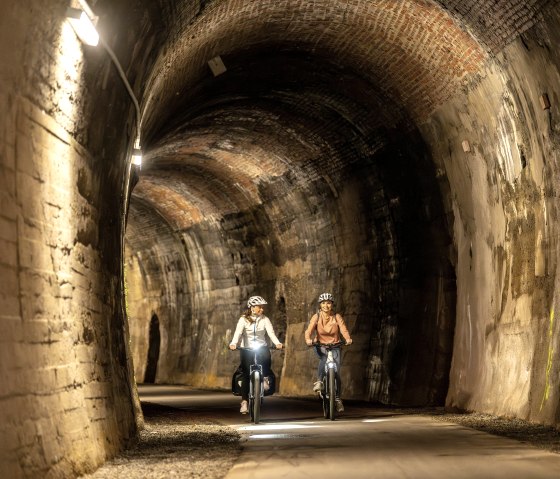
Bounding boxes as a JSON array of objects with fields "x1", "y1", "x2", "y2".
[
  {"x1": 335, "y1": 398, "x2": 344, "y2": 413},
  {"x1": 240, "y1": 400, "x2": 248, "y2": 414},
  {"x1": 264, "y1": 377, "x2": 270, "y2": 392},
  {"x1": 313, "y1": 381, "x2": 322, "y2": 394}
]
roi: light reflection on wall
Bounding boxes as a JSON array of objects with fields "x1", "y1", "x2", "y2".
[
  {"x1": 30, "y1": 14, "x2": 92, "y2": 330},
  {"x1": 12, "y1": 12, "x2": 102, "y2": 466},
  {"x1": 53, "y1": 20, "x2": 85, "y2": 133},
  {"x1": 495, "y1": 102, "x2": 523, "y2": 186}
]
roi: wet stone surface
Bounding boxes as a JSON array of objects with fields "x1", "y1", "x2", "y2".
[{"x1": 82, "y1": 403, "x2": 241, "y2": 479}]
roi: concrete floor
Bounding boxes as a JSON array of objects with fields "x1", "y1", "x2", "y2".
[{"x1": 138, "y1": 385, "x2": 560, "y2": 478}]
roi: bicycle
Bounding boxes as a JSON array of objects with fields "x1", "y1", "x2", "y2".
[
  {"x1": 311, "y1": 341, "x2": 345, "y2": 421},
  {"x1": 234, "y1": 345, "x2": 279, "y2": 423}
]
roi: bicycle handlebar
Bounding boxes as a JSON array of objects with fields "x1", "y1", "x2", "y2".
[
  {"x1": 230, "y1": 345, "x2": 283, "y2": 351},
  {"x1": 310, "y1": 341, "x2": 346, "y2": 348}
]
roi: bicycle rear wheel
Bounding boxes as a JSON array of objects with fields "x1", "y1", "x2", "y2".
[
  {"x1": 252, "y1": 371, "x2": 261, "y2": 423},
  {"x1": 328, "y1": 368, "x2": 336, "y2": 421}
]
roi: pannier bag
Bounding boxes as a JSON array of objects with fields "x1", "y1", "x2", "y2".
[
  {"x1": 231, "y1": 365, "x2": 244, "y2": 396},
  {"x1": 231, "y1": 365, "x2": 276, "y2": 396},
  {"x1": 264, "y1": 370, "x2": 276, "y2": 396}
]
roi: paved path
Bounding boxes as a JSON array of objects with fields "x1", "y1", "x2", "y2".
[{"x1": 139, "y1": 385, "x2": 560, "y2": 479}]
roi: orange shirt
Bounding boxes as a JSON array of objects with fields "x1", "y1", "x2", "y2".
[{"x1": 305, "y1": 311, "x2": 351, "y2": 344}]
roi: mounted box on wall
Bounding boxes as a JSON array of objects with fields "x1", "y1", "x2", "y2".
[
  {"x1": 208, "y1": 56, "x2": 227, "y2": 76},
  {"x1": 540, "y1": 93, "x2": 551, "y2": 110}
]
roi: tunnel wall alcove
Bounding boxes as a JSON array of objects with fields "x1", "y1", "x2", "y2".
[{"x1": 144, "y1": 313, "x2": 161, "y2": 383}]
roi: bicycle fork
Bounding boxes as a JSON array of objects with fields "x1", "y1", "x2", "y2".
[
  {"x1": 322, "y1": 350, "x2": 337, "y2": 398},
  {"x1": 250, "y1": 364, "x2": 264, "y2": 399}
]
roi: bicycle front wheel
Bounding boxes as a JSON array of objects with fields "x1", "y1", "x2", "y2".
[
  {"x1": 322, "y1": 377, "x2": 329, "y2": 418},
  {"x1": 328, "y1": 368, "x2": 336, "y2": 421},
  {"x1": 252, "y1": 371, "x2": 261, "y2": 423}
]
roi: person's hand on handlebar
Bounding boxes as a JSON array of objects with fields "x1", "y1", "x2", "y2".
[
  {"x1": 229, "y1": 344, "x2": 237, "y2": 350},
  {"x1": 346, "y1": 338, "x2": 353, "y2": 345},
  {"x1": 276, "y1": 343, "x2": 283, "y2": 349}
]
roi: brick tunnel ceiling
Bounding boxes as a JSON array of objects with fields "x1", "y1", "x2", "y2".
[
  {"x1": 130, "y1": 0, "x2": 528, "y2": 228},
  {"x1": 121, "y1": 0, "x2": 553, "y2": 235}
]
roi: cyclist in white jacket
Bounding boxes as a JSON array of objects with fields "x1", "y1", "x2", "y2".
[{"x1": 229, "y1": 296, "x2": 283, "y2": 413}]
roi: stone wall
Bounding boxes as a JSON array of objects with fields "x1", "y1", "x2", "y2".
[
  {"x1": 0, "y1": 1, "x2": 150, "y2": 476},
  {"x1": 420, "y1": 7, "x2": 560, "y2": 424},
  {"x1": 125, "y1": 199, "x2": 192, "y2": 385}
]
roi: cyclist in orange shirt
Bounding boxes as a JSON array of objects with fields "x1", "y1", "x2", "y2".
[{"x1": 305, "y1": 293, "x2": 352, "y2": 412}]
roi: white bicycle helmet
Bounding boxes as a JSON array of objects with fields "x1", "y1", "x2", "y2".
[
  {"x1": 247, "y1": 295, "x2": 268, "y2": 308},
  {"x1": 318, "y1": 292, "x2": 334, "y2": 303}
]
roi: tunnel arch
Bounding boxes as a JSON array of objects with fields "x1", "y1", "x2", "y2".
[
  {"x1": 141, "y1": 0, "x2": 486, "y2": 136},
  {"x1": 128, "y1": 49, "x2": 458, "y2": 402},
  {"x1": 124, "y1": 1, "x2": 560, "y2": 416},
  {"x1": 127, "y1": 0, "x2": 498, "y2": 408}
]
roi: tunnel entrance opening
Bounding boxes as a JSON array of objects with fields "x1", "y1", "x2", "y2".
[{"x1": 144, "y1": 313, "x2": 161, "y2": 383}]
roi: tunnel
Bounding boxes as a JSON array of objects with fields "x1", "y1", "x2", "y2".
[{"x1": 2, "y1": 0, "x2": 560, "y2": 477}]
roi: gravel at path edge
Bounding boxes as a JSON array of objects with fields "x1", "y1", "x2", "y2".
[
  {"x1": 394, "y1": 406, "x2": 560, "y2": 453},
  {"x1": 80, "y1": 402, "x2": 241, "y2": 479},
  {"x1": 433, "y1": 410, "x2": 560, "y2": 453}
]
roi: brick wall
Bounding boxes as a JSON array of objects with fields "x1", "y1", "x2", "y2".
[
  {"x1": 143, "y1": 0, "x2": 488, "y2": 135},
  {"x1": 436, "y1": 0, "x2": 559, "y2": 52}
]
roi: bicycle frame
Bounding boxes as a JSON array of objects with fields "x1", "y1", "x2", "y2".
[
  {"x1": 248, "y1": 352, "x2": 264, "y2": 399},
  {"x1": 314, "y1": 341, "x2": 344, "y2": 420},
  {"x1": 237, "y1": 345, "x2": 266, "y2": 423}
]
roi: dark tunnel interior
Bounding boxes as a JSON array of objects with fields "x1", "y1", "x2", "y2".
[
  {"x1": 3, "y1": 1, "x2": 560, "y2": 476},
  {"x1": 127, "y1": 43, "x2": 457, "y2": 405}
]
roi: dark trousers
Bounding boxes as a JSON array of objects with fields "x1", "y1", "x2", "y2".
[{"x1": 240, "y1": 347, "x2": 271, "y2": 400}]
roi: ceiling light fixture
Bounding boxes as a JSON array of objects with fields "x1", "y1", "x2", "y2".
[
  {"x1": 66, "y1": 0, "x2": 142, "y2": 168},
  {"x1": 131, "y1": 137, "x2": 142, "y2": 167},
  {"x1": 66, "y1": 6, "x2": 99, "y2": 46}
]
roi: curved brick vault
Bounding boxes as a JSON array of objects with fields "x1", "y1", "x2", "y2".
[{"x1": 2, "y1": 0, "x2": 560, "y2": 477}]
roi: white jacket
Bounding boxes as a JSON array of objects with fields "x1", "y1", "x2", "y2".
[{"x1": 230, "y1": 315, "x2": 281, "y2": 348}]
